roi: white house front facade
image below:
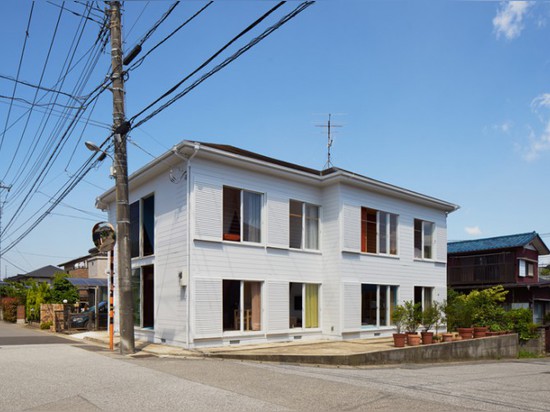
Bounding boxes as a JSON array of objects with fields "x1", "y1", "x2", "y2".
[{"x1": 96, "y1": 141, "x2": 458, "y2": 349}]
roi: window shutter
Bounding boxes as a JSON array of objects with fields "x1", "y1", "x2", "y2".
[
  {"x1": 342, "y1": 204, "x2": 361, "y2": 252},
  {"x1": 267, "y1": 281, "x2": 289, "y2": 332},
  {"x1": 194, "y1": 181, "x2": 222, "y2": 241},
  {"x1": 267, "y1": 197, "x2": 289, "y2": 248},
  {"x1": 193, "y1": 278, "x2": 222, "y2": 338},
  {"x1": 342, "y1": 282, "x2": 360, "y2": 331}
]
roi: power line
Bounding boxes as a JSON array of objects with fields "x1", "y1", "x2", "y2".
[
  {"x1": 130, "y1": 1, "x2": 287, "y2": 124},
  {"x1": 0, "y1": 1, "x2": 35, "y2": 152},
  {"x1": 131, "y1": 1, "x2": 314, "y2": 130},
  {"x1": 0, "y1": 74, "x2": 84, "y2": 101},
  {"x1": 127, "y1": 1, "x2": 213, "y2": 72}
]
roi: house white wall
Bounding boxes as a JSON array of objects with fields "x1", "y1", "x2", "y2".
[
  {"x1": 337, "y1": 183, "x2": 448, "y2": 338},
  {"x1": 190, "y1": 158, "x2": 324, "y2": 346},
  {"x1": 99, "y1": 142, "x2": 454, "y2": 349}
]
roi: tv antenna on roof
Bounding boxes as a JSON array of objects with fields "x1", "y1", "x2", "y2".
[{"x1": 316, "y1": 113, "x2": 342, "y2": 169}]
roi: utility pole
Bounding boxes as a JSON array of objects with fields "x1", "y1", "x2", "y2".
[
  {"x1": 109, "y1": 1, "x2": 134, "y2": 354},
  {"x1": 0, "y1": 182, "x2": 11, "y2": 280}
]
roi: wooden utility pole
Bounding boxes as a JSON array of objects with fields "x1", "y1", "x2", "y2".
[
  {"x1": 0, "y1": 182, "x2": 11, "y2": 280},
  {"x1": 109, "y1": 1, "x2": 134, "y2": 354}
]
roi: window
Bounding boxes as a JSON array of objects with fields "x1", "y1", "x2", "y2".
[
  {"x1": 361, "y1": 284, "x2": 398, "y2": 327},
  {"x1": 131, "y1": 265, "x2": 154, "y2": 328},
  {"x1": 130, "y1": 195, "x2": 155, "y2": 258},
  {"x1": 289, "y1": 200, "x2": 320, "y2": 250},
  {"x1": 289, "y1": 283, "x2": 319, "y2": 328},
  {"x1": 519, "y1": 260, "x2": 535, "y2": 278},
  {"x1": 414, "y1": 286, "x2": 433, "y2": 310},
  {"x1": 414, "y1": 219, "x2": 434, "y2": 259},
  {"x1": 361, "y1": 208, "x2": 398, "y2": 255},
  {"x1": 223, "y1": 187, "x2": 262, "y2": 243},
  {"x1": 223, "y1": 280, "x2": 262, "y2": 331}
]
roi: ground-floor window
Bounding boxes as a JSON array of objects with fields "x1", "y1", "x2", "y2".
[
  {"x1": 414, "y1": 286, "x2": 433, "y2": 310},
  {"x1": 131, "y1": 264, "x2": 154, "y2": 328},
  {"x1": 289, "y1": 283, "x2": 319, "y2": 328},
  {"x1": 222, "y1": 280, "x2": 262, "y2": 332},
  {"x1": 361, "y1": 284, "x2": 398, "y2": 327}
]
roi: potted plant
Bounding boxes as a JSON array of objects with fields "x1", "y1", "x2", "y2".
[
  {"x1": 420, "y1": 304, "x2": 440, "y2": 344},
  {"x1": 391, "y1": 304, "x2": 407, "y2": 348},
  {"x1": 403, "y1": 300, "x2": 422, "y2": 346}
]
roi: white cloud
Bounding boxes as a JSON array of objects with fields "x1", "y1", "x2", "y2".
[
  {"x1": 522, "y1": 120, "x2": 550, "y2": 161},
  {"x1": 464, "y1": 226, "x2": 482, "y2": 236},
  {"x1": 493, "y1": 120, "x2": 512, "y2": 133},
  {"x1": 519, "y1": 94, "x2": 550, "y2": 161},
  {"x1": 531, "y1": 93, "x2": 550, "y2": 111},
  {"x1": 465, "y1": 226, "x2": 482, "y2": 236},
  {"x1": 493, "y1": 1, "x2": 532, "y2": 40}
]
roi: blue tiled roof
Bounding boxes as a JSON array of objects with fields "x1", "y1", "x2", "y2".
[{"x1": 448, "y1": 232, "x2": 540, "y2": 254}]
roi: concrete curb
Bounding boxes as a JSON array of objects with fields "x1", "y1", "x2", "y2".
[{"x1": 208, "y1": 334, "x2": 520, "y2": 366}]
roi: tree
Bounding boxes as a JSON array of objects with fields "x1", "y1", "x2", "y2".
[
  {"x1": 26, "y1": 281, "x2": 52, "y2": 321},
  {"x1": 50, "y1": 273, "x2": 78, "y2": 304}
]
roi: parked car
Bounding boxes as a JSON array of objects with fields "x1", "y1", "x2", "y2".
[{"x1": 71, "y1": 301, "x2": 108, "y2": 330}]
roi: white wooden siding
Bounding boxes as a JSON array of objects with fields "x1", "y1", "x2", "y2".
[
  {"x1": 342, "y1": 282, "x2": 360, "y2": 331},
  {"x1": 193, "y1": 278, "x2": 222, "y2": 338},
  {"x1": 342, "y1": 203, "x2": 361, "y2": 252},
  {"x1": 267, "y1": 281, "x2": 289, "y2": 332},
  {"x1": 267, "y1": 196, "x2": 289, "y2": 249},
  {"x1": 194, "y1": 180, "x2": 222, "y2": 241}
]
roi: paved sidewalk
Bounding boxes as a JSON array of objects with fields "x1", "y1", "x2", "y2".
[{"x1": 69, "y1": 330, "x2": 397, "y2": 358}]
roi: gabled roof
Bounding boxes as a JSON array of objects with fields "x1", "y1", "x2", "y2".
[
  {"x1": 97, "y1": 140, "x2": 459, "y2": 213},
  {"x1": 24, "y1": 265, "x2": 65, "y2": 279},
  {"x1": 448, "y1": 232, "x2": 550, "y2": 255}
]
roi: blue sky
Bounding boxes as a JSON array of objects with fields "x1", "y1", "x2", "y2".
[{"x1": 1, "y1": 0, "x2": 550, "y2": 278}]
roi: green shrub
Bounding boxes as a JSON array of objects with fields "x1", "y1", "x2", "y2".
[
  {"x1": 26, "y1": 281, "x2": 52, "y2": 322},
  {"x1": 403, "y1": 300, "x2": 422, "y2": 333},
  {"x1": 39, "y1": 321, "x2": 52, "y2": 330},
  {"x1": 506, "y1": 308, "x2": 539, "y2": 342},
  {"x1": 391, "y1": 304, "x2": 407, "y2": 334}
]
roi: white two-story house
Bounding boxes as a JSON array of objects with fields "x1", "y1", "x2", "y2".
[{"x1": 96, "y1": 141, "x2": 458, "y2": 348}]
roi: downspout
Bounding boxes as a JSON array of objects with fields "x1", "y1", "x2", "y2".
[{"x1": 173, "y1": 143, "x2": 199, "y2": 348}]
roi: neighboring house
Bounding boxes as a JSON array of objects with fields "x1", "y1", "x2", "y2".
[
  {"x1": 58, "y1": 254, "x2": 108, "y2": 279},
  {"x1": 96, "y1": 141, "x2": 458, "y2": 348},
  {"x1": 4, "y1": 265, "x2": 66, "y2": 284},
  {"x1": 448, "y1": 232, "x2": 550, "y2": 324}
]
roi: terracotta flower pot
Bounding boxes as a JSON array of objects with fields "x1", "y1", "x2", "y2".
[
  {"x1": 473, "y1": 326, "x2": 488, "y2": 338},
  {"x1": 393, "y1": 333, "x2": 407, "y2": 348},
  {"x1": 457, "y1": 327, "x2": 474, "y2": 340},
  {"x1": 407, "y1": 333, "x2": 420, "y2": 346},
  {"x1": 442, "y1": 333, "x2": 454, "y2": 342},
  {"x1": 421, "y1": 331, "x2": 434, "y2": 345}
]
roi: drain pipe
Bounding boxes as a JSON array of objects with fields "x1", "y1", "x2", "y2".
[{"x1": 173, "y1": 142, "x2": 199, "y2": 348}]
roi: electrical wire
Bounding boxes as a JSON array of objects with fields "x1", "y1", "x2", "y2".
[
  {"x1": 130, "y1": 1, "x2": 286, "y2": 124},
  {"x1": 127, "y1": 1, "x2": 213, "y2": 73},
  {"x1": 0, "y1": 1, "x2": 35, "y2": 152},
  {"x1": 131, "y1": 1, "x2": 314, "y2": 130}
]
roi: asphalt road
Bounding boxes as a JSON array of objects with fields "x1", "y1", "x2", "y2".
[{"x1": 1, "y1": 321, "x2": 549, "y2": 411}]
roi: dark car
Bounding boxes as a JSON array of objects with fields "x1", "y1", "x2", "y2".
[{"x1": 71, "y1": 301, "x2": 108, "y2": 330}]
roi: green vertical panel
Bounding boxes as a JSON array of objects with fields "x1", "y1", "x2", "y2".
[
  {"x1": 131, "y1": 268, "x2": 141, "y2": 327},
  {"x1": 305, "y1": 284, "x2": 318, "y2": 328}
]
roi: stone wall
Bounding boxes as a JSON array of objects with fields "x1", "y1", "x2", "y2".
[
  {"x1": 519, "y1": 327, "x2": 547, "y2": 356},
  {"x1": 40, "y1": 304, "x2": 66, "y2": 331}
]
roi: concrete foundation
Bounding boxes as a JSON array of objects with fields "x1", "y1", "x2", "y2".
[{"x1": 210, "y1": 334, "x2": 520, "y2": 366}]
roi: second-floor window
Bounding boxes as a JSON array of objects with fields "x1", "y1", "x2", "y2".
[
  {"x1": 223, "y1": 186, "x2": 262, "y2": 243},
  {"x1": 289, "y1": 200, "x2": 319, "y2": 250},
  {"x1": 361, "y1": 207, "x2": 398, "y2": 255},
  {"x1": 519, "y1": 260, "x2": 535, "y2": 277},
  {"x1": 414, "y1": 219, "x2": 434, "y2": 259},
  {"x1": 130, "y1": 194, "x2": 155, "y2": 258}
]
